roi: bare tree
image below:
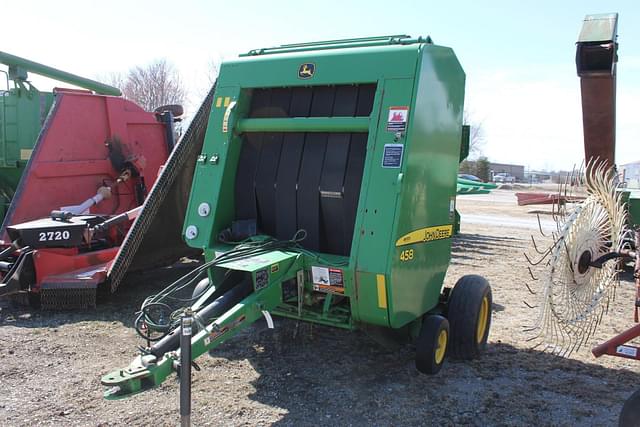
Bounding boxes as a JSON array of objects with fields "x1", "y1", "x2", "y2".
[
  {"x1": 98, "y1": 60, "x2": 186, "y2": 112},
  {"x1": 96, "y1": 72, "x2": 126, "y2": 91},
  {"x1": 463, "y1": 110, "x2": 486, "y2": 158},
  {"x1": 190, "y1": 56, "x2": 221, "y2": 105},
  {"x1": 121, "y1": 59, "x2": 186, "y2": 111},
  {"x1": 206, "y1": 57, "x2": 220, "y2": 87}
]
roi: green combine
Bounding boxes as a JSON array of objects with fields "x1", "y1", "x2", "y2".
[
  {"x1": 102, "y1": 35, "x2": 492, "y2": 405},
  {"x1": 0, "y1": 51, "x2": 121, "y2": 219}
]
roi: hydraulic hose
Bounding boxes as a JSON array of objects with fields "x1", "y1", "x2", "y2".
[
  {"x1": 149, "y1": 278, "x2": 253, "y2": 358},
  {"x1": 0, "y1": 241, "x2": 19, "y2": 261}
]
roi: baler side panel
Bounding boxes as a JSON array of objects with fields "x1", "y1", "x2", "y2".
[
  {"x1": 388, "y1": 46, "x2": 466, "y2": 328},
  {"x1": 352, "y1": 77, "x2": 417, "y2": 326},
  {"x1": 183, "y1": 85, "x2": 247, "y2": 250}
]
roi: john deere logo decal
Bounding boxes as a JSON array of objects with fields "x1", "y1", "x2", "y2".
[{"x1": 298, "y1": 63, "x2": 315, "y2": 79}]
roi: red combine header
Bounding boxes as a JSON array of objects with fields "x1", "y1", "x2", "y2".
[{"x1": 0, "y1": 88, "x2": 180, "y2": 308}]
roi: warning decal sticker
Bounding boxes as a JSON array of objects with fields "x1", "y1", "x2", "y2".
[
  {"x1": 386, "y1": 106, "x2": 409, "y2": 132},
  {"x1": 382, "y1": 144, "x2": 404, "y2": 168},
  {"x1": 616, "y1": 345, "x2": 638, "y2": 357},
  {"x1": 204, "y1": 315, "x2": 246, "y2": 346},
  {"x1": 311, "y1": 266, "x2": 345, "y2": 294},
  {"x1": 255, "y1": 268, "x2": 268, "y2": 290}
]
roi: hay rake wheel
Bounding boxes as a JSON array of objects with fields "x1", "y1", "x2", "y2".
[
  {"x1": 524, "y1": 163, "x2": 628, "y2": 355},
  {"x1": 523, "y1": 162, "x2": 640, "y2": 425}
]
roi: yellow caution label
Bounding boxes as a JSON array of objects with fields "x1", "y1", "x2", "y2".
[
  {"x1": 20, "y1": 149, "x2": 33, "y2": 160},
  {"x1": 395, "y1": 224, "x2": 453, "y2": 247},
  {"x1": 376, "y1": 274, "x2": 387, "y2": 309},
  {"x1": 222, "y1": 101, "x2": 236, "y2": 133}
]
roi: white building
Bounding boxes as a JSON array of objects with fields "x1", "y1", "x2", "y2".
[{"x1": 621, "y1": 161, "x2": 640, "y2": 189}]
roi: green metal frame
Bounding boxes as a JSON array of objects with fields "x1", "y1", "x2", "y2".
[
  {"x1": 104, "y1": 252, "x2": 299, "y2": 398},
  {"x1": 102, "y1": 35, "x2": 467, "y2": 398},
  {"x1": 0, "y1": 81, "x2": 53, "y2": 217},
  {"x1": 236, "y1": 117, "x2": 370, "y2": 133}
]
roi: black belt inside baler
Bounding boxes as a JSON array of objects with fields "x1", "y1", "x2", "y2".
[{"x1": 234, "y1": 84, "x2": 375, "y2": 256}]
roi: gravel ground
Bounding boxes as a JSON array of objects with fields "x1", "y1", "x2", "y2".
[{"x1": 0, "y1": 190, "x2": 638, "y2": 426}]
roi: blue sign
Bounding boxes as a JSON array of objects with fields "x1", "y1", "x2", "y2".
[{"x1": 382, "y1": 144, "x2": 404, "y2": 168}]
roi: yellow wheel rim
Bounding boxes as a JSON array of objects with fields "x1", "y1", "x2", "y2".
[
  {"x1": 435, "y1": 329, "x2": 447, "y2": 364},
  {"x1": 476, "y1": 296, "x2": 489, "y2": 343}
]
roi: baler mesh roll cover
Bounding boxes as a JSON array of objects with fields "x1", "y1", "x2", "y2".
[{"x1": 107, "y1": 84, "x2": 217, "y2": 291}]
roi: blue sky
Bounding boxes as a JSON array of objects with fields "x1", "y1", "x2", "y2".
[{"x1": 2, "y1": 0, "x2": 639, "y2": 170}]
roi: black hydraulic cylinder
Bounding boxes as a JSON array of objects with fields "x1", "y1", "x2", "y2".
[
  {"x1": 180, "y1": 313, "x2": 193, "y2": 427},
  {"x1": 159, "y1": 110, "x2": 177, "y2": 152},
  {"x1": 0, "y1": 250, "x2": 34, "y2": 297},
  {"x1": 92, "y1": 211, "x2": 129, "y2": 233},
  {"x1": 149, "y1": 279, "x2": 253, "y2": 358}
]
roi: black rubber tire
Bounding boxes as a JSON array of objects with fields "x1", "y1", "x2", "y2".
[
  {"x1": 446, "y1": 274, "x2": 492, "y2": 360},
  {"x1": 619, "y1": 388, "x2": 640, "y2": 427},
  {"x1": 154, "y1": 104, "x2": 184, "y2": 117},
  {"x1": 415, "y1": 315, "x2": 449, "y2": 375}
]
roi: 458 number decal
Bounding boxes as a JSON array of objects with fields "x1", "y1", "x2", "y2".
[
  {"x1": 38, "y1": 230, "x2": 70, "y2": 242},
  {"x1": 399, "y1": 249, "x2": 414, "y2": 262}
]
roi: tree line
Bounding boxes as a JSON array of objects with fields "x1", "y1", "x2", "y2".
[{"x1": 100, "y1": 59, "x2": 189, "y2": 112}]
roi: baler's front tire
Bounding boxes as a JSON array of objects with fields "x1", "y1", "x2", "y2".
[
  {"x1": 619, "y1": 388, "x2": 640, "y2": 427},
  {"x1": 447, "y1": 274, "x2": 492, "y2": 360},
  {"x1": 415, "y1": 315, "x2": 449, "y2": 375}
]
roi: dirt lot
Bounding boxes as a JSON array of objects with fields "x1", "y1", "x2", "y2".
[{"x1": 0, "y1": 190, "x2": 638, "y2": 426}]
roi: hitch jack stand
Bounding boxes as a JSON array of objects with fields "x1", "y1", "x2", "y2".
[{"x1": 180, "y1": 312, "x2": 193, "y2": 427}]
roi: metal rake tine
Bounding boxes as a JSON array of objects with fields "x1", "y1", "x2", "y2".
[
  {"x1": 527, "y1": 336, "x2": 542, "y2": 344},
  {"x1": 524, "y1": 282, "x2": 537, "y2": 295},
  {"x1": 524, "y1": 250, "x2": 550, "y2": 266},
  {"x1": 531, "y1": 235, "x2": 550, "y2": 255},
  {"x1": 551, "y1": 200, "x2": 558, "y2": 221},
  {"x1": 526, "y1": 337, "x2": 544, "y2": 351},
  {"x1": 537, "y1": 213, "x2": 548, "y2": 237}
]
